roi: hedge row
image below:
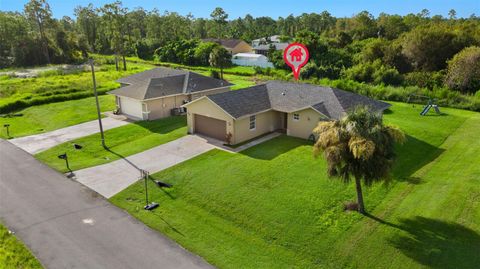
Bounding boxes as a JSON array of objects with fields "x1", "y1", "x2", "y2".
[
  {"x1": 315, "y1": 78, "x2": 480, "y2": 112},
  {"x1": 0, "y1": 88, "x2": 112, "y2": 114}
]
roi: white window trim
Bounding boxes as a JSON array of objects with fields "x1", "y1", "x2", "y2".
[
  {"x1": 249, "y1": 115, "x2": 256, "y2": 130},
  {"x1": 293, "y1": 113, "x2": 300, "y2": 121}
]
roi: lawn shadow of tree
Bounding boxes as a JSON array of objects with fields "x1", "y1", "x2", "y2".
[
  {"x1": 240, "y1": 135, "x2": 304, "y2": 160},
  {"x1": 388, "y1": 216, "x2": 480, "y2": 269},
  {"x1": 392, "y1": 135, "x2": 444, "y2": 182}
]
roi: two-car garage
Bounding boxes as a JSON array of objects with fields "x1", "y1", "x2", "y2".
[{"x1": 194, "y1": 114, "x2": 227, "y2": 141}]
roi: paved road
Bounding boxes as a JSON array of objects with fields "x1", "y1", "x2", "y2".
[
  {"x1": 0, "y1": 139, "x2": 214, "y2": 269},
  {"x1": 9, "y1": 117, "x2": 130, "y2": 154},
  {"x1": 74, "y1": 135, "x2": 215, "y2": 198}
]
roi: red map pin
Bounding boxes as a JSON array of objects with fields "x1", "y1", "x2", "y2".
[{"x1": 283, "y1": 43, "x2": 309, "y2": 80}]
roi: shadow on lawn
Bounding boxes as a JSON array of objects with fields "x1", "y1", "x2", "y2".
[
  {"x1": 132, "y1": 116, "x2": 186, "y2": 134},
  {"x1": 392, "y1": 135, "x2": 444, "y2": 182},
  {"x1": 387, "y1": 216, "x2": 480, "y2": 269}
]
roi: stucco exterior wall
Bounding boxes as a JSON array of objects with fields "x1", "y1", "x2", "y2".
[
  {"x1": 145, "y1": 94, "x2": 189, "y2": 120},
  {"x1": 233, "y1": 110, "x2": 281, "y2": 144},
  {"x1": 184, "y1": 97, "x2": 234, "y2": 136},
  {"x1": 287, "y1": 108, "x2": 328, "y2": 139},
  {"x1": 190, "y1": 86, "x2": 231, "y2": 100}
]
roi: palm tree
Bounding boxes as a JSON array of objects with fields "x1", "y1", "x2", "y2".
[{"x1": 313, "y1": 106, "x2": 405, "y2": 214}]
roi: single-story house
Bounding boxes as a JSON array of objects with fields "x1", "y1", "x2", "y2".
[
  {"x1": 253, "y1": 43, "x2": 289, "y2": 56},
  {"x1": 108, "y1": 68, "x2": 232, "y2": 120},
  {"x1": 182, "y1": 81, "x2": 390, "y2": 144},
  {"x1": 232, "y1": 53, "x2": 274, "y2": 68},
  {"x1": 251, "y1": 35, "x2": 283, "y2": 47},
  {"x1": 202, "y1": 38, "x2": 253, "y2": 54}
]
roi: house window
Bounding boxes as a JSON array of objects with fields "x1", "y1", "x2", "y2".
[
  {"x1": 249, "y1": 115, "x2": 256, "y2": 130},
  {"x1": 293, "y1": 113, "x2": 300, "y2": 121}
]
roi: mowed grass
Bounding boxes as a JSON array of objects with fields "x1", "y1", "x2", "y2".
[
  {"x1": 35, "y1": 116, "x2": 187, "y2": 173},
  {"x1": 111, "y1": 103, "x2": 480, "y2": 268},
  {"x1": 0, "y1": 223, "x2": 43, "y2": 269},
  {"x1": 0, "y1": 95, "x2": 115, "y2": 139}
]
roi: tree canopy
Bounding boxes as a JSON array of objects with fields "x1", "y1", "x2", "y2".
[{"x1": 313, "y1": 106, "x2": 405, "y2": 213}]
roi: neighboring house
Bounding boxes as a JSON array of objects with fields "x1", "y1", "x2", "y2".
[
  {"x1": 253, "y1": 43, "x2": 289, "y2": 56},
  {"x1": 182, "y1": 81, "x2": 390, "y2": 144},
  {"x1": 108, "y1": 68, "x2": 232, "y2": 120},
  {"x1": 201, "y1": 38, "x2": 253, "y2": 54},
  {"x1": 232, "y1": 53, "x2": 274, "y2": 68},
  {"x1": 251, "y1": 35, "x2": 283, "y2": 47}
]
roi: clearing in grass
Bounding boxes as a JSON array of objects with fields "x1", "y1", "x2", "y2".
[
  {"x1": 111, "y1": 102, "x2": 479, "y2": 269},
  {"x1": 35, "y1": 116, "x2": 187, "y2": 172}
]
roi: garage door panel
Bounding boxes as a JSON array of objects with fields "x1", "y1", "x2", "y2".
[
  {"x1": 194, "y1": 114, "x2": 226, "y2": 141},
  {"x1": 120, "y1": 97, "x2": 143, "y2": 119}
]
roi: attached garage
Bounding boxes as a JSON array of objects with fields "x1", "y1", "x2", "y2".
[
  {"x1": 119, "y1": 97, "x2": 143, "y2": 120},
  {"x1": 194, "y1": 114, "x2": 226, "y2": 141}
]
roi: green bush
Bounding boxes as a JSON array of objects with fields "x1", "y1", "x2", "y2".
[{"x1": 404, "y1": 71, "x2": 445, "y2": 89}]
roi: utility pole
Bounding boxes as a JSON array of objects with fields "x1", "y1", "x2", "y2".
[{"x1": 89, "y1": 59, "x2": 106, "y2": 148}]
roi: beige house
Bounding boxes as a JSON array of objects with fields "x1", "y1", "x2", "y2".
[
  {"x1": 108, "y1": 68, "x2": 232, "y2": 120},
  {"x1": 202, "y1": 38, "x2": 253, "y2": 54},
  {"x1": 183, "y1": 81, "x2": 391, "y2": 144}
]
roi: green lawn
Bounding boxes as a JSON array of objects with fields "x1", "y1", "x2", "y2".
[
  {"x1": 0, "y1": 223, "x2": 43, "y2": 269},
  {"x1": 0, "y1": 62, "x2": 151, "y2": 113},
  {"x1": 0, "y1": 95, "x2": 115, "y2": 139},
  {"x1": 35, "y1": 116, "x2": 187, "y2": 172},
  {"x1": 111, "y1": 102, "x2": 480, "y2": 269}
]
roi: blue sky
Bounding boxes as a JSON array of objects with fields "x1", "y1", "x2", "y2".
[{"x1": 0, "y1": 0, "x2": 479, "y2": 19}]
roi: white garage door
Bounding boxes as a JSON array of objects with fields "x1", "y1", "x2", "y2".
[{"x1": 120, "y1": 97, "x2": 143, "y2": 120}]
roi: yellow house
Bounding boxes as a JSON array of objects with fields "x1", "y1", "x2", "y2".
[
  {"x1": 183, "y1": 81, "x2": 391, "y2": 145},
  {"x1": 202, "y1": 38, "x2": 253, "y2": 54},
  {"x1": 108, "y1": 68, "x2": 232, "y2": 120}
]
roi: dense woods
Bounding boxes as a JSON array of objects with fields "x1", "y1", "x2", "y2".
[{"x1": 1, "y1": 0, "x2": 479, "y2": 95}]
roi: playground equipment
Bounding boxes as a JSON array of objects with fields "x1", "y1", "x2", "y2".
[{"x1": 406, "y1": 94, "x2": 441, "y2": 116}]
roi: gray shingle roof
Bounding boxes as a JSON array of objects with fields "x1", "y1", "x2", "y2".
[
  {"x1": 253, "y1": 43, "x2": 289, "y2": 51},
  {"x1": 201, "y1": 38, "x2": 246, "y2": 49},
  {"x1": 109, "y1": 67, "x2": 232, "y2": 100},
  {"x1": 208, "y1": 84, "x2": 271, "y2": 118},
  {"x1": 206, "y1": 81, "x2": 390, "y2": 119}
]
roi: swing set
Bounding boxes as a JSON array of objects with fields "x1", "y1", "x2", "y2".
[{"x1": 406, "y1": 94, "x2": 441, "y2": 116}]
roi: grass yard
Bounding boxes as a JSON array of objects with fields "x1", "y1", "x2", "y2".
[
  {"x1": 0, "y1": 62, "x2": 151, "y2": 113},
  {"x1": 35, "y1": 116, "x2": 187, "y2": 172},
  {"x1": 0, "y1": 95, "x2": 115, "y2": 139},
  {"x1": 111, "y1": 102, "x2": 480, "y2": 269},
  {"x1": 0, "y1": 223, "x2": 43, "y2": 269}
]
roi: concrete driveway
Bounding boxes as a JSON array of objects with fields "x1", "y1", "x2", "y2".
[
  {"x1": 0, "y1": 139, "x2": 214, "y2": 269},
  {"x1": 9, "y1": 117, "x2": 130, "y2": 154},
  {"x1": 74, "y1": 135, "x2": 216, "y2": 198}
]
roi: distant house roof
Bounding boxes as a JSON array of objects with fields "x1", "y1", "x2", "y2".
[
  {"x1": 109, "y1": 67, "x2": 232, "y2": 100},
  {"x1": 253, "y1": 43, "x2": 289, "y2": 51},
  {"x1": 202, "y1": 81, "x2": 390, "y2": 119},
  {"x1": 201, "y1": 38, "x2": 246, "y2": 49},
  {"x1": 252, "y1": 35, "x2": 282, "y2": 43}
]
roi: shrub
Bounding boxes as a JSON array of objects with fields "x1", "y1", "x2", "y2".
[
  {"x1": 445, "y1": 46, "x2": 480, "y2": 93},
  {"x1": 404, "y1": 71, "x2": 445, "y2": 89},
  {"x1": 210, "y1": 70, "x2": 220, "y2": 79}
]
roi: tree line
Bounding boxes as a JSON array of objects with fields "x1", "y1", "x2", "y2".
[{"x1": 1, "y1": 0, "x2": 479, "y2": 93}]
